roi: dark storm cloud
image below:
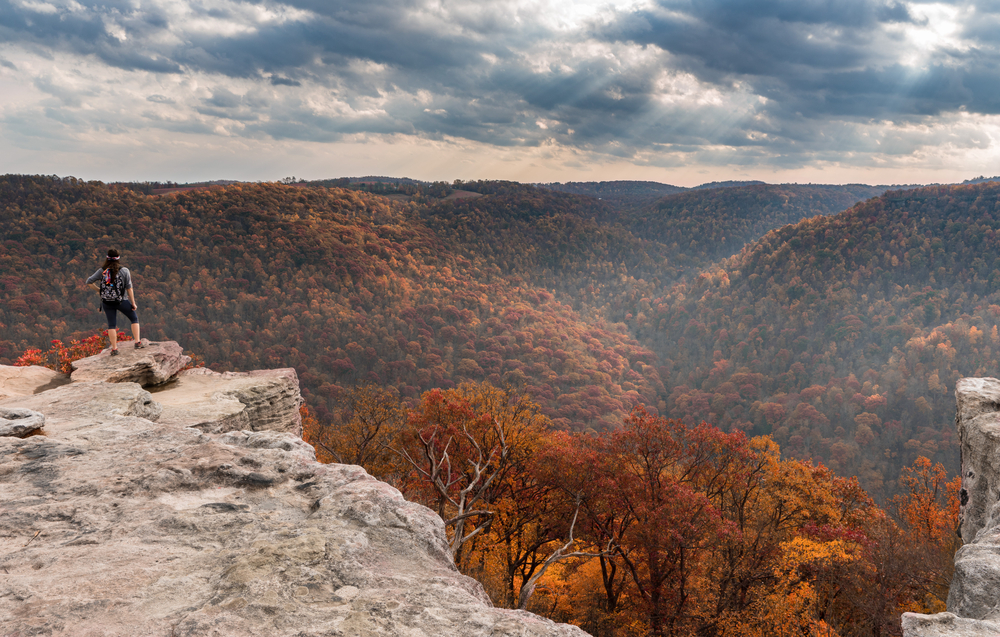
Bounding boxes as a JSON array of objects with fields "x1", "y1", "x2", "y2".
[
  {"x1": 602, "y1": 3, "x2": 890, "y2": 79},
  {"x1": 595, "y1": 0, "x2": 1000, "y2": 126},
  {"x1": 0, "y1": 0, "x2": 182, "y2": 73},
  {"x1": 0, "y1": 0, "x2": 500, "y2": 77},
  {"x1": 2, "y1": 0, "x2": 999, "y2": 165}
]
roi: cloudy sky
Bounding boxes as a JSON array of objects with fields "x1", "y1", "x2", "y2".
[{"x1": 1, "y1": 0, "x2": 998, "y2": 185}]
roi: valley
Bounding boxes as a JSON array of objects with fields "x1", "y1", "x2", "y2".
[
  {"x1": 5, "y1": 173, "x2": 997, "y2": 634},
  {"x1": 3, "y1": 176, "x2": 995, "y2": 496}
]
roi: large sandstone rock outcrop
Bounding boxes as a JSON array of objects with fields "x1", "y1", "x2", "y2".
[
  {"x1": 0, "y1": 344, "x2": 587, "y2": 637},
  {"x1": 1, "y1": 381, "x2": 162, "y2": 433},
  {"x1": 154, "y1": 367, "x2": 302, "y2": 435},
  {"x1": 903, "y1": 377, "x2": 1000, "y2": 636}
]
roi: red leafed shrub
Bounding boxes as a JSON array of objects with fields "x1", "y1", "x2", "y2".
[{"x1": 14, "y1": 332, "x2": 119, "y2": 373}]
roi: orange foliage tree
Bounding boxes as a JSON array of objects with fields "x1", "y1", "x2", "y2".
[
  {"x1": 891, "y1": 456, "x2": 962, "y2": 613},
  {"x1": 595, "y1": 408, "x2": 739, "y2": 637},
  {"x1": 303, "y1": 382, "x2": 962, "y2": 637}
]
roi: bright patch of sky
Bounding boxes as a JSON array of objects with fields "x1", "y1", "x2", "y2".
[
  {"x1": 893, "y1": 2, "x2": 966, "y2": 67},
  {"x1": 536, "y1": 0, "x2": 652, "y2": 30},
  {"x1": 1, "y1": 0, "x2": 999, "y2": 185}
]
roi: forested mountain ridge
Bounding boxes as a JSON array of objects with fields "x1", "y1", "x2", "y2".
[
  {"x1": 630, "y1": 181, "x2": 1000, "y2": 496},
  {"x1": 417, "y1": 185, "x2": 669, "y2": 312},
  {"x1": 537, "y1": 180, "x2": 686, "y2": 210},
  {"x1": 424, "y1": 182, "x2": 894, "y2": 319},
  {"x1": 615, "y1": 183, "x2": 889, "y2": 276},
  {"x1": 538, "y1": 179, "x2": 886, "y2": 218}
]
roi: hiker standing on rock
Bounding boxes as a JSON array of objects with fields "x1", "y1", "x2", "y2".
[{"x1": 86, "y1": 248, "x2": 144, "y2": 356}]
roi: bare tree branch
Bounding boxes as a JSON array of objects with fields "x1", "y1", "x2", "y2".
[
  {"x1": 446, "y1": 510, "x2": 494, "y2": 525},
  {"x1": 397, "y1": 417, "x2": 511, "y2": 560},
  {"x1": 517, "y1": 495, "x2": 608, "y2": 610}
]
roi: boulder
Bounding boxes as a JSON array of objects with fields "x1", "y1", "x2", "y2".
[
  {"x1": 904, "y1": 377, "x2": 1000, "y2": 635},
  {"x1": 153, "y1": 367, "x2": 302, "y2": 435},
  {"x1": 0, "y1": 356, "x2": 589, "y2": 637},
  {"x1": 69, "y1": 340, "x2": 191, "y2": 387},
  {"x1": 0, "y1": 364, "x2": 69, "y2": 400},
  {"x1": 0, "y1": 407, "x2": 44, "y2": 437}
]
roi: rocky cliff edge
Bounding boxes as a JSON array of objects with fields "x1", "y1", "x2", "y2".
[
  {"x1": 0, "y1": 341, "x2": 587, "y2": 637},
  {"x1": 903, "y1": 377, "x2": 1000, "y2": 636}
]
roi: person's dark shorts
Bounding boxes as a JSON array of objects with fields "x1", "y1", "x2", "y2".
[{"x1": 102, "y1": 300, "x2": 139, "y2": 329}]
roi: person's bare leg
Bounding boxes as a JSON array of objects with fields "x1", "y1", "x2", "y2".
[
  {"x1": 109, "y1": 328, "x2": 118, "y2": 350},
  {"x1": 131, "y1": 322, "x2": 141, "y2": 343}
]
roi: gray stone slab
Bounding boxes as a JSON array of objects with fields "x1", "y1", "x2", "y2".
[{"x1": 0, "y1": 407, "x2": 44, "y2": 437}]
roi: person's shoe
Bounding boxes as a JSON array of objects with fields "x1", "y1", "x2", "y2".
[
  {"x1": 134, "y1": 341, "x2": 145, "y2": 349},
  {"x1": 111, "y1": 349, "x2": 119, "y2": 356}
]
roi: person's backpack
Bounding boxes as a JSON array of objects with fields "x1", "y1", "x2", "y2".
[{"x1": 100, "y1": 269, "x2": 125, "y2": 303}]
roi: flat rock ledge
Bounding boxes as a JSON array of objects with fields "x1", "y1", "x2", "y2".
[
  {"x1": 903, "y1": 377, "x2": 1000, "y2": 636},
  {"x1": 0, "y1": 346, "x2": 588, "y2": 637},
  {"x1": 903, "y1": 613, "x2": 1000, "y2": 637},
  {"x1": 70, "y1": 340, "x2": 191, "y2": 386},
  {"x1": 0, "y1": 364, "x2": 69, "y2": 400},
  {"x1": 0, "y1": 381, "x2": 162, "y2": 435}
]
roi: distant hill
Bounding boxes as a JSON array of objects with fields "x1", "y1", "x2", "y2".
[
  {"x1": 539, "y1": 180, "x2": 685, "y2": 196},
  {"x1": 615, "y1": 183, "x2": 890, "y2": 274},
  {"x1": 109, "y1": 180, "x2": 243, "y2": 195},
  {"x1": 418, "y1": 182, "x2": 668, "y2": 313},
  {"x1": 963, "y1": 175, "x2": 1000, "y2": 185},
  {"x1": 426, "y1": 182, "x2": 888, "y2": 295},
  {"x1": 537, "y1": 179, "x2": 882, "y2": 214},
  {"x1": 304, "y1": 177, "x2": 453, "y2": 201},
  {"x1": 537, "y1": 180, "x2": 686, "y2": 210},
  {"x1": 692, "y1": 180, "x2": 766, "y2": 189}
]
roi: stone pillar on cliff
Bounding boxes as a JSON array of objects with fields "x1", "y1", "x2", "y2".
[{"x1": 903, "y1": 377, "x2": 1000, "y2": 636}]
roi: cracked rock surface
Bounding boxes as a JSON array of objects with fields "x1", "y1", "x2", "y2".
[{"x1": 0, "y1": 348, "x2": 587, "y2": 637}]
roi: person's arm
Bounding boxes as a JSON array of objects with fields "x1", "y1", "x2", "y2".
[
  {"x1": 128, "y1": 287, "x2": 136, "y2": 310},
  {"x1": 85, "y1": 269, "x2": 101, "y2": 290}
]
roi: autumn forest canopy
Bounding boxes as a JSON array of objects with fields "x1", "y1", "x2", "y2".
[{"x1": 2, "y1": 173, "x2": 995, "y2": 635}]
